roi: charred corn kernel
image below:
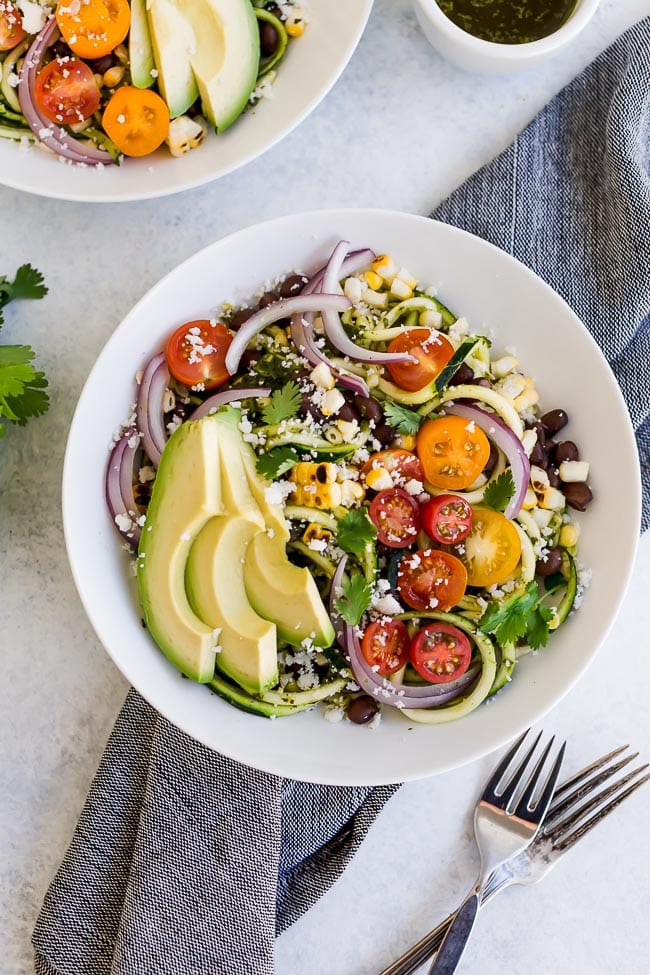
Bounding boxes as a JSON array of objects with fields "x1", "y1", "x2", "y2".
[
  {"x1": 522, "y1": 428, "x2": 538, "y2": 456},
  {"x1": 289, "y1": 463, "x2": 342, "y2": 508},
  {"x1": 559, "y1": 460, "x2": 590, "y2": 483},
  {"x1": 94, "y1": 73, "x2": 104, "y2": 88},
  {"x1": 496, "y1": 374, "x2": 528, "y2": 401},
  {"x1": 560, "y1": 523, "x2": 580, "y2": 547},
  {"x1": 302, "y1": 523, "x2": 333, "y2": 546},
  {"x1": 364, "y1": 288, "x2": 389, "y2": 309},
  {"x1": 310, "y1": 362, "x2": 335, "y2": 389},
  {"x1": 540, "y1": 486, "x2": 566, "y2": 511},
  {"x1": 340, "y1": 480, "x2": 365, "y2": 507},
  {"x1": 389, "y1": 278, "x2": 413, "y2": 300},
  {"x1": 321, "y1": 388, "x2": 346, "y2": 416},
  {"x1": 492, "y1": 355, "x2": 519, "y2": 379},
  {"x1": 343, "y1": 276, "x2": 363, "y2": 303},
  {"x1": 396, "y1": 268, "x2": 417, "y2": 290},
  {"x1": 114, "y1": 43, "x2": 129, "y2": 64},
  {"x1": 395, "y1": 434, "x2": 416, "y2": 451},
  {"x1": 530, "y1": 465, "x2": 549, "y2": 493},
  {"x1": 365, "y1": 466, "x2": 394, "y2": 492},
  {"x1": 372, "y1": 255, "x2": 397, "y2": 282},
  {"x1": 336, "y1": 418, "x2": 359, "y2": 440},
  {"x1": 286, "y1": 20, "x2": 304, "y2": 36},
  {"x1": 532, "y1": 506, "x2": 554, "y2": 530},
  {"x1": 419, "y1": 309, "x2": 442, "y2": 328},
  {"x1": 166, "y1": 115, "x2": 207, "y2": 157},
  {"x1": 291, "y1": 461, "x2": 337, "y2": 485},
  {"x1": 522, "y1": 487, "x2": 538, "y2": 510},
  {"x1": 513, "y1": 387, "x2": 539, "y2": 413},
  {"x1": 103, "y1": 64, "x2": 125, "y2": 88},
  {"x1": 323, "y1": 425, "x2": 344, "y2": 444},
  {"x1": 364, "y1": 270, "x2": 383, "y2": 291}
]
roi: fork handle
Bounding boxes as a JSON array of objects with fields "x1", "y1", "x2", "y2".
[
  {"x1": 377, "y1": 911, "x2": 455, "y2": 975},
  {"x1": 426, "y1": 892, "x2": 479, "y2": 974}
]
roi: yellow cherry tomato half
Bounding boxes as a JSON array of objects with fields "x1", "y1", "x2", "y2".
[
  {"x1": 417, "y1": 415, "x2": 491, "y2": 491},
  {"x1": 102, "y1": 87, "x2": 169, "y2": 157},
  {"x1": 458, "y1": 506, "x2": 522, "y2": 588},
  {"x1": 56, "y1": 0, "x2": 130, "y2": 60}
]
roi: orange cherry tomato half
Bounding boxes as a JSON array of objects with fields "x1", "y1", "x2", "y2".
[
  {"x1": 361, "y1": 449, "x2": 425, "y2": 485},
  {"x1": 417, "y1": 415, "x2": 490, "y2": 490},
  {"x1": 102, "y1": 86, "x2": 169, "y2": 157},
  {"x1": 56, "y1": 0, "x2": 130, "y2": 59},
  {"x1": 166, "y1": 321, "x2": 234, "y2": 391},
  {"x1": 421, "y1": 494, "x2": 473, "y2": 545},
  {"x1": 34, "y1": 59, "x2": 100, "y2": 125},
  {"x1": 456, "y1": 506, "x2": 521, "y2": 588},
  {"x1": 361, "y1": 619, "x2": 410, "y2": 677},
  {"x1": 0, "y1": 0, "x2": 25, "y2": 51},
  {"x1": 368, "y1": 488, "x2": 420, "y2": 549},
  {"x1": 386, "y1": 328, "x2": 454, "y2": 392},
  {"x1": 409, "y1": 623, "x2": 472, "y2": 684},
  {"x1": 397, "y1": 548, "x2": 467, "y2": 612}
]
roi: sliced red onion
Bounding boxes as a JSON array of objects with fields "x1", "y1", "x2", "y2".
[
  {"x1": 136, "y1": 353, "x2": 170, "y2": 467},
  {"x1": 225, "y1": 293, "x2": 351, "y2": 376},
  {"x1": 105, "y1": 430, "x2": 142, "y2": 546},
  {"x1": 191, "y1": 386, "x2": 272, "y2": 420},
  {"x1": 445, "y1": 402, "x2": 530, "y2": 519},
  {"x1": 290, "y1": 309, "x2": 370, "y2": 398},
  {"x1": 303, "y1": 248, "x2": 376, "y2": 295},
  {"x1": 320, "y1": 241, "x2": 416, "y2": 365},
  {"x1": 19, "y1": 19, "x2": 114, "y2": 166}
]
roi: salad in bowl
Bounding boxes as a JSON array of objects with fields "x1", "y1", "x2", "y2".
[{"x1": 106, "y1": 239, "x2": 594, "y2": 729}]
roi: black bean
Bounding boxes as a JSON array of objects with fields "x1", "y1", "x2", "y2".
[
  {"x1": 448, "y1": 363, "x2": 475, "y2": 386},
  {"x1": 240, "y1": 349, "x2": 262, "y2": 372},
  {"x1": 563, "y1": 481, "x2": 593, "y2": 511},
  {"x1": 230, "y1": 307, "x2": 255, "y2": 331},
  {"x1": 259, "y1": 21, "x2": 279, "y2": 57},
  {"x1": 536, "y1": 548, "x2": 563, "y2": 577},
  {"x1": 373, "y1": 423, "x2": 395, "y2": 447},
  {"x1": 280, "y1": 273, "x2": 308, "y2": 299},
  {"x1": 475, "y1": 377, "x2": 491, "y2": 388},
  {"x1": 90, "y1": 54, "x2": 114, "y2": 74},
  {"x1": 354, "y1": 394, "x2": 383, "y2": 424},
  {"x1": 541, "y1": 409, "x2": 569, "y2": 436},
  {"x1": 533, "y1": 422, "x2": 547, "y2": 445},
  {"x1": 347, "y1": 695, "x2": 379, "y2": 725},
  {"x1": 301, "y1": 393, "x2": 325, "y2": 423},
  {"x1": 547, "y1": 467, "x2": 560, "y2": 488},
  {"x1": 337, "y1": 402, "x2": 359, "y2": 423},
  {"x1": 551, "y1": 440, "x2": 579, "y2": 465},
  {"x1": 530, "y1": 442, "x2": 547, "y2": 468},
  {"x1": 258, "y1": 290, "x2": 278, "y2": 309},
  {"x1": 483, "y1": 442, "x2": 499, "y2": 475}
]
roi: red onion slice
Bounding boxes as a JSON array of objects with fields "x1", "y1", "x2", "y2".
[
  {"x1": 445, "y1": 402, "x2": 530, "y2": 519},
  {"x1": 290, "y1": 310, "x2": 370, "y2": 398},
  {"x1": 19, "y1": 19, "x2": 115, "y2": 165},
  {"x1": 224, "y1": 293, "x2": 351, "y2": 376},
  {"x1": 191, "y1": 386, "x2": 272, "y2": 421},
  {"x1": 105, "y1": 429, "x2": 142, "y2": 546},
  {"x1": 303, "y1": 248, "x2": 376, "y2": 296},
  {"x1": 136, "y1": 353, "x2": 170, "y2": 467}
]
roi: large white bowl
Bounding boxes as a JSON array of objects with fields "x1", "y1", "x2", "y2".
[
  {"x1": 0, "y1": 1, "x2": 372, "y2": 203},
  {"x1": 63, "y1": 209, "x2": 640, "y2": 784}
]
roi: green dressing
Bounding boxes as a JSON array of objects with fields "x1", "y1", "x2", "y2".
[{"x1": 436, "y1": 0, "x2": 578, "y2": 45}]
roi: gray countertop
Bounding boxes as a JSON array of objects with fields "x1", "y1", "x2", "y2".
[{"x1": 2, "y1": 1, "x2": 649, "y2": 972}]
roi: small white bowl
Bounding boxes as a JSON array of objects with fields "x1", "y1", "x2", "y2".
[{"x1": 413, "y1": 0, "x2": 601, "y2": 73}]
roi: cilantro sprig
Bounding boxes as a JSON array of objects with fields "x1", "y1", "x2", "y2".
[
  {"x1": 334, "y1": 572, "x2": 373, "y2": 626},
  {"x1": 383, "y1": 400, "x2": 423, "y2": 436},
  {"x1": 479, "y1": 581, "x2": 554, "y2": 651},
  {"x1": 483, "y1": 470, "x2": 515, "y2": 513},
  {"x1": 256, "y1": 445, "x2": 299, "y2": 480},
  {"x1": 0, "y1": 265, "x2": 48, "y2": 439},
  {"x1": 336, "y1": 507, "x2": 377, "y2": 555},
  {"x1": 261, "y1": 381, "x2": 302, "y2": 425}
]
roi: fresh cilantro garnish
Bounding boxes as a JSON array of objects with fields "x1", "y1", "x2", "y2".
[
  {"x1": 256, "y1": 446, "x2": 299, "y2": 480},
  {"x1": 383, "y1": 400, "x2": 423, "y2": 436},
  {"x1": 479, "y1": 581, "x2": 553, "y2": 651},
  {"x1": 0, "y1": 265, "x2": 47, "y2": 324},
  {"x1": 483, "y1": 470, "x2": 515, "y2": 513},
  {"x1": 334, "y1": 572, "x2": 373, "y2": 626},
  {"x1": 261, "y1": 381, "x2": 302, "y2": 425},
  {"x1": 336, "y1": 507, "x2": 377, "y2": 555},
  {"x1": 0, "y1": 266, "x2": 48, "y2": 437}
]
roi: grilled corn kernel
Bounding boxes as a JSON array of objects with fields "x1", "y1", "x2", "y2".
[
  {"x1": 521, "y1": 428, "x2": 538, "y2": 456},
  {"x1": 343, "y1": 276, "x2": 363, "y2": 303},
  {"x1": 371, "y1": 255, "x2": 397, "y2": 282},
  {"x1": 103, "y1": 65, "x2": 125, "y2": 88},
  {"x1": 497, "y1": 374, "x2": 528, "y2": 401},
  {"x1": 540, "y1": 486, "x2": 566, "y2": 511},
  {"x1": 396, "y1": 268, "x2": 417, "y2": 289},
  {"x1": 286, "y1": 20, "x2": 304, "y2": 36},
  {"x1": 321, "y1": 388, "x2": 346, "y2": 416},
  {"x1": 395, "y1": 434, "x2": 416, "y2": 451},
  {"x1": 559, "y1": 523, "x2": 580, "y2": 547},
  {"x1": 419, "y1": 309, "x2": 442, "y2": 328},
  {"x1": 364, "y1": 288, "x2": 389, "y2": 309},
  {"x1": 340, "y1": 480, "x2": 365, "y2": 507},
  {"x1": 365, "y1": 467, "x2": 394, "y2": 492},
  {"x1": 530, "y1": 465, "x2": 549, "y2": 493},
  {"x1": 291, "y1": 461, "x2": 337, "y2": 485},
  {"x1": 532, "y1": 506, "x2": 554, "y2": 530},
  {"x1": 302, "y1": 523, "x2": 333, "y2": 546},
  {"x1": 114, "y1": 43, "x2": 129, "y2": 64},
  {"x1": 559, "y1": 460, "x2": 590, "y2": 483},
  {"x1": 364, "y1": 270, "x2": 383, "y2": 291},
  {"x1": 336, "y1": 418, "x2": 359, "y2": 440},
  {"x1": 522, "y1": 487, "x2": 538, "y2": 510},
  {"x1": 289, "y1": 463, "x2": 342, "y2": 508},
  {"x1": 390, "y1": 278, "x2": 413, "y2": 300},
  {"x1": 492, "y1": 355, "x2": 519, "y2": 379},
  {"x1": 309, "y1": 362, "x2": 335, "y2": 389},
  {"x1": 513, "y1": 387, "x2": 539, "y2": 413}
]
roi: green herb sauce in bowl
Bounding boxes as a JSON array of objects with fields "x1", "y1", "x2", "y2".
[{"x1": 436, "y1": 0, "x2": 578, "y2": 45}]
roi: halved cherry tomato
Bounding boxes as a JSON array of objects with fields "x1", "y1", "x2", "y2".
[
  {"x1": 386, "y1": 328, "x2": 454, "y2": 392},
  {"x1": 417, "y1": 415, "x2": 490, "y2": 490},
  {"x1": 421, "y1": 494, "x2": 473, "y2": 545},
  {"x1": 397, "y1": 548, "x2": 467, "y2": 612},
  {"x1": 166, "y1": 321, "x2": 233, "y2": 391},
  {"x1": 34, "y1": 59, "x2": 100, "y2": 125},
  {"x1": 457, "y1": 506, "x2": 521, "y2": 587},
  {"x1": 0, "y1": 1, "x2": 25, "y2": 51},
  {"x1": 410, "y1": 623, "x2": 472, "y2": 684},
  {"x1": 361, "y1": 619, "x2": 410, "y2": 677},
  {"x1": 369, "y1": 488, "x2": 420, "y2": 548},
  {"x1": 103, "y1": 86, "x2": 169, "y2": 157},
  {"x1": 361, "y1": 449, "x2": 425, "y2": 484},
  {"x1": 56, "y1": 0, "x2": 130, "y2": 59}
]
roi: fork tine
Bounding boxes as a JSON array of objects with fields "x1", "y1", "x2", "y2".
[
  {"x1": 496, "y1": 730, "x2": 544, "y2": 807},
  {"x1": 513, "y1": 735, "x2": 556, "y2": 811},
  {"x1": 515, "y1": 740, "x2": 566, "y2": 822},
  {"x1": 552, "y1": 745, "x2": 629, "y2": 800},
  {"x1": 545, "y1": 750, "x2": 638, "y2": 827},
  {"x1": 481, "y1": 728, "x2": 530, "y2": 802},
  {"x1": 553, "y1": 769, "x2": 650, "y2": 851}
]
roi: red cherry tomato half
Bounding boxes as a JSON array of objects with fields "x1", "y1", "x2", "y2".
[
  {"x1": 410, "y1": 623, "x2": 472, "y2": 684},
  {"x1": 361, "y1": 619, "x2": 410, "y2": 677},
  {"x1": 421, "y1": 494, "x2": 473, "y2": 545},
  {"x1": 0, "y1": 0, "x2": 25, "y2": 50},
  {"x1": 361, "y1": 449, "x2": 425, "y2": 485},
  {"x1": 369, "y1": 488, "x2": 420, "y2": 549},
  {"x1": 34, "y1": 58, "x2": 100, "y2": 125},
  {"x1": 397, "y1": 548, "x2": 467, "y2": 612},
  {"x1": 166, "y1": 320, "x2": 233, "y2": 391},
  {"x1": 386, "y1": 328, "x2": 455, "y2": 392}
]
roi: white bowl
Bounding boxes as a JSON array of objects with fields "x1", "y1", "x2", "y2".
[
  {"x1": 0, "y1": 0, "x2": 372, "y2": 203},
  {"x1": 63, "y1": 208, "x2": 640, "y2": 785},
  {"x1": 413, "y1": 0, "x2": 601, "y2": 74}
]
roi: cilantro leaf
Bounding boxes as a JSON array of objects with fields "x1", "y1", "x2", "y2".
[
  {"x1": 261, "y1": 381, "x2": 302, "y2": 425},
  {"x1": 383, "y1": 400, "x2": 423, "y2": 436},
  {"x1": 0, "y1": 346, "x2": 49, "y2": 426},
  {"x1": 483, "y1": 470, "x2": 515, "y2": 513},
  {"x1": 0, "y1": 264, "x2": 47, "y2": 326},
  {"x1": 256, "y1": 446, "x2": 299, "y2": 480},
  {"x1": 336, "y1": 507, "x2": 377, "y2": 555},
  {"x1": 479, "y1": 581, "x2": 550, "y2": 649},
  {"x1": 526, "y1": 604, "x2": 554, "y2": 650},
  {"x1": 334, "y1": 572, "x2": 373, "y2": 626}
]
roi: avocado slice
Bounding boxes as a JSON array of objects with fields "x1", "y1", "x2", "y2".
[
  {"x1": 138, "y1": 416, "x2": 223, "y2": 683},
  {"x1": 147, "y1": 0, "x2": 199, "y2": 118},
  {"x1": 244, "y1": 531, "x2": 335, "y2": 650},
  {"x1": 177, "y1": 0, "x2": 260, "y2": 131},
  {"x1": 186, "y1": 515, "x2": 278, "y2": 695},
  {"x1": 129, "y1": 0, "x2": 156, "y2": 89},
  {"x1": 211, "y1": 409, "x2": 265, "y2": 529}
]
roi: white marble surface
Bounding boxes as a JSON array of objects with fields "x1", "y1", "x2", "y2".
[{"x1": 1, "y1": 0, "x2": 649, "y2": 972}]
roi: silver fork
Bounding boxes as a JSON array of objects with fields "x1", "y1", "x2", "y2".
[
  {"x1": 426, "y1": 730, "x2": 565, "y2": 974},
  {"x1": 380, "y1": 745, "x2": 649, "y2": 975}
]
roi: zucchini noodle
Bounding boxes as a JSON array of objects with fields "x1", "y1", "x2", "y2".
[
  {"x1": 513, "y1": 522, "x2": 537, "y2": 582},
  {"x1": 1, "y1": 39, "x2": 28, "y2": 113},
  {"x1": 261, "y1": 678, "x2": 347, "y2": 707},
  {"x1": 439, "y1": 384, "x2": 524, "y2": 439}
]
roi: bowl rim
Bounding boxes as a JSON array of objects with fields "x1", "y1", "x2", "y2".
[{"x1": 414, "y1": 0, "x2": 601, "y2": 59}]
